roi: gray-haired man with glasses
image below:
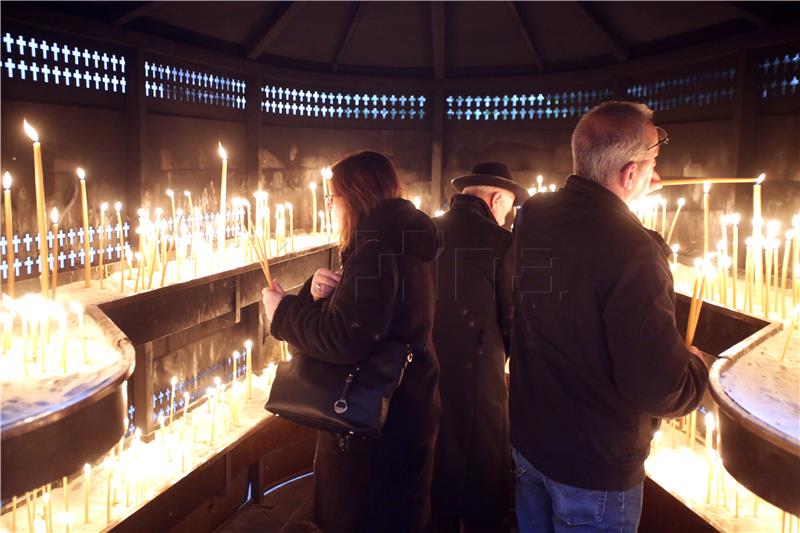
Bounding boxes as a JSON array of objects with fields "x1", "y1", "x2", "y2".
[{"x1": 507, "y1": 101, "x2": 707, "y2": 532}]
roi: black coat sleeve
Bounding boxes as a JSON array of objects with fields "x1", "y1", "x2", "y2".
[
  {"x1": 270, "y1": 240, "x2": 396, "y2": 365},
  {"x1": 603, "y1": 244, "x2": 708, "y2": 418},
  {"x1": 495, "y1": 248, "x2": 513, "y2": 357}
]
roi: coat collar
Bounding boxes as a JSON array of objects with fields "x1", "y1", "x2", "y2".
[
  {"x1": 564, "y1": 175, "x2": 671, "y2": 257},
  {"x1": 449, "y1": 193, "x2": 498, "y2": 226}
]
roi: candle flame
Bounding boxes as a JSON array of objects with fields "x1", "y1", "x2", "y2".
[
  {"x1": 166, "y1": 189, "x2": 174, "y2": 197},
  {"x1": 671, "y1": 243, "x2": 680, "y2": 253},
  {"x1": 703, "y1": 182, "x2": 711, "y2": 194},
  {"x1": 677, "y1": 197, "x2": 685, "y2": 207},
  {"x1": 22, "y1": 119, "x2": 39, "y2": 142},
  {"x1": 245, "y1": 339, "x2": 253, "y2": 350},
  {"x1": 100, "y1": 202, "x2": 108, "y2": 211},
  {"x1": 434, "y1": 209, "x2": 445, "y2": 217},
  {"x1": 217, "y1": 142, "x2": 228, "y2": 160},
  {"x1": 549, "y1": 184, "x2": 557, "y2": 192},
  {"x1": 171, "y1": 376, "x2": 178, "y2": 386},
  {"x1": 730, "y1": 213, "x2": 741, "y2": 225},
  {"x1": 50, "y1": 207, "x2": 58, "y2": 224},
  {"x1": 84, "y1": 463, "x2": 91, "y2": 476},
  {"x1": 309, "y1": 181, "x2": 317, "y2": 191},
  {"x1": 321, "y1": 166, "x2": 332, "y2": 180},
  {"x1": 527, "y1": 187, "x2": 536, "y2": 196},
  {"x1": 537, "y1": 175, "x2": 543, "y2": 185},
  {"x1": 756, "y1": 173, "x2": 766, "y2": 184},
  {"x1": 412, "y1": 196, "x2": 421, "y2": 209},
  {"x1": 184, "y1": 190, "x2": 191, "y2": 197},
  {"x1": 786, "y1": 229, "x2": 796, "y2": 241},
  {"x1": 2, "y1": 171, "x2": 11, "y2": 190},
  {"x1": 76, "y1": 167, "x2": 86, "y2": 181},
  {"x1": 114, "y1": 201, "x2": 122, "y2": 212}
]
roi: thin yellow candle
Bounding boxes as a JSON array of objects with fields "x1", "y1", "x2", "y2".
[
  {"x1": 83, "y1": 463, "x2": 90, "y2": 524},
  {"x1": 183, "y1": 391, "x2": 190, "y2": 422},
  {"x1": 265, "y1": 195, "x2": 271, "y2": 258},
  {"x1": 286, "y1": 202, "x2": 294, "y2": 253},
  {"x1": 218, "y1": 142, "x2": 228, "y2": 254},
  {"x1": 3, "y1": 172, "x2": 14, "y2": 297},
  {"x1": 50, "y1": 208, "x2": 59, "y2": 297},
  {"x1": 63, "y1": 475, "x2": 69, "y2": 513},
  {"x1": 24, "y1": 119, "x2": 50, "y2": 298},
  {"x1": 731, "y1": 214, "x2": 740, "y2": 308},
  {"x1": 169, "y1": 376, "x2": 178, "y2": 426},
  {"x1": 782, "y1": 230, "x2": 794, "y2": 318},
  {"x1": 166, "y1": 189, "x2": 176, "y2": 222},
  {"x1": 232, "y1": 350, "x2": 239, "y2": 385},
  {"x1": 104, "y1": 457, "x2": 112, "y2": 525},
  {"x1": 665, "y1": 198, "x2": 685, "y2": 245},
  {"x1": 310, "y1": 182, "x2": 318, "y2": 233},
  {"x1": 245, "y1": 339, "x2": 253, "y2": 399},
  {"x1": 184, "y1": 191, "x2": 194, "y2": 231},
  {"x1": 753, "y1": 174, "x2": 765, "y2": 222},
  {"x1": 321, "y1": 166, "x2": 333, "y2": 235},
  {"x1": 781, "y1": 305, "x2": 800, "y2": 362},
  {"x1": 703, "y1": 182, "x2": 711, "y2": 258},
  {"x1": 660, "y1": 176, "x2": 765, "y2": 186},
  {"x1": 114, "y1": 202, "x2": 124, "y2": 292},
  {"x1": 77, "y1": 168, "x2": 91, "y2": 287},
  {"x1": 99, "y1": 203, "x2": 107, "y2": 288}
]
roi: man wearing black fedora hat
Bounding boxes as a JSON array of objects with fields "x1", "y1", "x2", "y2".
[{"x1": 431, "y1": 162, "x2": 528, "y2": 533}]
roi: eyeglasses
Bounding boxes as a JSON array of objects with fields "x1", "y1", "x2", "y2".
[{"x1": 644, "y1": 126, "x2": 669, "y2": 152}]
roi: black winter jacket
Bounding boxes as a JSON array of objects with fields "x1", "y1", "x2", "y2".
[{"x1": 507, "y1": 175, "x2": 708, "y2": 491}]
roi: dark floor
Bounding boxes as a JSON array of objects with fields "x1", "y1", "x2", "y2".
[{"x1": 215, "y1": 474, "x2": 320, "y2": 533}]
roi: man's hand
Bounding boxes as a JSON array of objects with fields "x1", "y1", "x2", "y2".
[
  {"x1": 310, "y1": 268, "x2": 341, "y2": 301},
  {"x1": 687, "y1": 345, "x2": 710, "y2": 368},
  {"x1": 262, "y1": 280, "x2": 286, "y2": 321}
]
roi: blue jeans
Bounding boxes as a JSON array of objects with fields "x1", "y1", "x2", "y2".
[{"x1": 512, "y1": 448, "x2": 643, "y2": 533}]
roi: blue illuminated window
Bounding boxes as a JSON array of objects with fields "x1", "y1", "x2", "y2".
[
  {"x1": 145, "y1": 61, "x2": 246, "y2": 109},
  {"x1": 262, "y1": 85, "x2": 427, "y2": 120},
  {"x1": 2, "y1": 31, "x2": 126, "y2": 92},
  {"x1": 445, "y1": 89, "x2": 613, "y2": 121}
]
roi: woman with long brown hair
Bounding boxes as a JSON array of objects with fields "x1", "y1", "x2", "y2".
[{"x1": 262, "y1": 150, "x2": 442, "y2": 532}]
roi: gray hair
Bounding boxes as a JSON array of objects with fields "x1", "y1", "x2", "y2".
[
  {"x1": 462, "y1": 185, "x2": 512, "y2": 199},
  {"x1": 571, "y1": 101, "x2": 654, "y2": 186}
]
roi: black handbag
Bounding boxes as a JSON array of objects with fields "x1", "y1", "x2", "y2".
[{"x1": 265, "y1": 245, "x2": 424, "y2": 438}]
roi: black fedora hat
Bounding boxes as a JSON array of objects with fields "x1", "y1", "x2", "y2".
[{"x1": 451, "y1": 162, "x2": 529, "y2": 207}]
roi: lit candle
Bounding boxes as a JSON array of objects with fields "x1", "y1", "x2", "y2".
[
  {"x1": 781, "y1": 230, "x2": 794, "y2": 319},
  {"x1": 169, "y1": 376, "x2": 178, "y2": 426},
  {"x1": 753, "y1": 173, "x2": 765, "y2": 222},
  {"x1": 23, "y1": 119, "x2": 50, "y2": 297},
  {"x1": 265, "y1": 193, "x2": 271, "y2": 258},
  {"x1": 166, "y1": 189, "x2": 176, "y2": 223},
  {"x1": 286, "y1": 202, "x2": 294, "y2": 253},
  {"x1": 218, "y1": 142, "x2": 228, "y2": 254},
  {"x1": 115, "y1": 202, "x2": 124, "y2": 293},
  {"x1": 3, "y1": 172, "x2": 14, "y2": 297},
  {"x1": 232, "y1": 350, "x2": 239, "y2": 384},
  {"x1": 184, "y1": 191, "x2": 194, "y2": 231},
  {"x1": 75, "y1": 168, "x2": 91, "y2": 288},
  {"x1": 731, "y1": 214, "x2": 740, "y2": 308},
  {"x1": 703, "y1": 182, "x2": 711, "y2": 258},
  {"x1": 310, "y1": 182, "x2": 318, "y2": 233},
  {"x1": 321, "y1": 166, "x2": 333, "y2": 236},
  {"x1": 537, "y1": 174, "x2": 544, "y2": 192},
  {"x1": 671, "y1": 244, "x2": 680, "y2": 269},
  {"x1": 665, "y1": 198, "x2": 685, "y2": 245},
  {"x1": 50, "y1": 208, "x2": 59, "y2": 297},
  {"x1": 63, "y1": 475, "x2": 69, "y2": 513},
  {"x1": 245, "y1": 339, "x2": 253, "y2": 399},
  {"x1": 412, "y1": 196, "x2": 422, "y2": 210},
  {"x1": 83, "y1": 463, "x2": 90, "y2": 524},
  {"x1": 99, "y1": 203, "x2": 108, "y2": 288}
]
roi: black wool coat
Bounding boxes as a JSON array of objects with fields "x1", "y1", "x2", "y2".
[
  {"x1": 431, "y1": 194, "x2": 513, "y2": 519},
  {"x1": 508, "y1": 175, "x2": 708, "y2": 491},
  {"x1": 271, "y1": 198, "x2": 442, "y2": 533}
]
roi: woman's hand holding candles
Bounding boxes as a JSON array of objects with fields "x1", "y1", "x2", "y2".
[
  {"x1": 310, "y1": 268, "x2": 341, "y2": 301},
  {"x1": 262, "y1": 280, "x2": 286, "y2": 321}
]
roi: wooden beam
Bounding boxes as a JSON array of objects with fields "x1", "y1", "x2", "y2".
[
  {"x1": 332, "y1": 2, "x2": 364, "y2": 73},
  {"x1": 247, "y1": 2, "x2": 304, "y2": 60},
  {"x1": 574, "y1": 1, "x2": 628, "y2": 61},
  {"x1": 725, "y1": 2, "x2": 770, "y2": 28},
  {"x1": 431, "y1": 2, "x2": 446, "y2": 80},
  {"x1": 506, "y1": 1, "x2": 544, "y2": 72},
  {"x1": 112, "y1": 2, "x2": 158, "y2": 27}
]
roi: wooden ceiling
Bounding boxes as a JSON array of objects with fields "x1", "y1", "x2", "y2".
[{"x1": 33, "y1": 1, "x2": 800, "y2": 78}]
